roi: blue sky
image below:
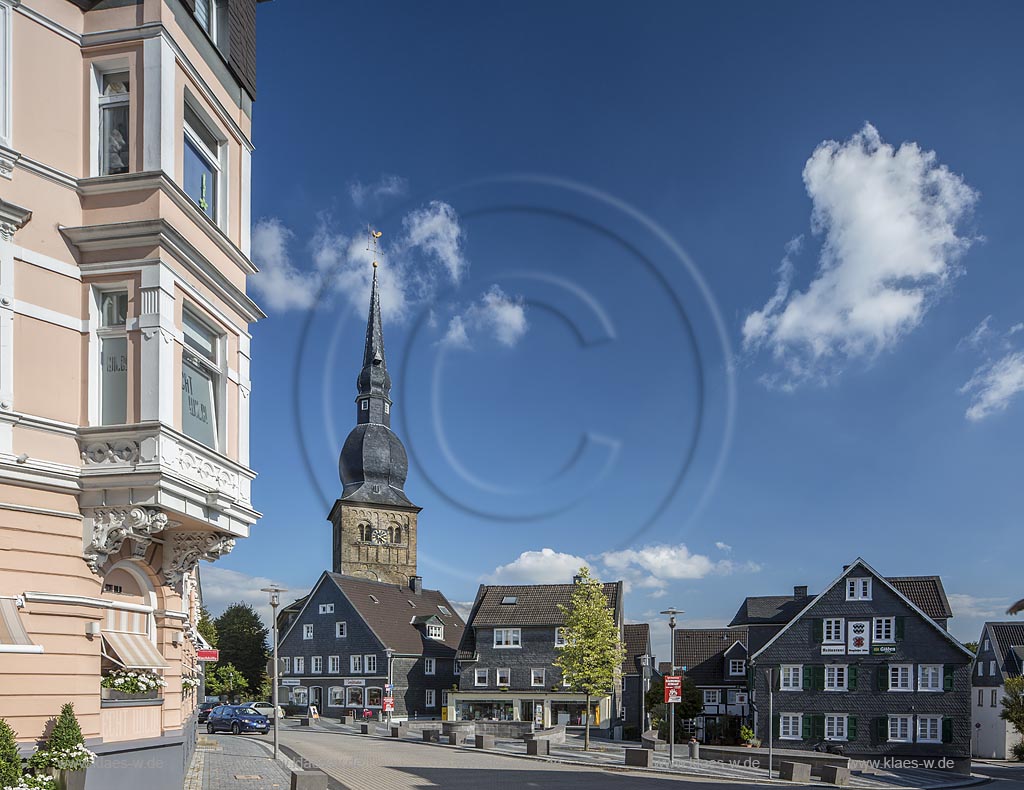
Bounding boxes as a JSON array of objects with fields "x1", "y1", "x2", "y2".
[{"x1": 203, "y1": 1, "x2": 1024, "y2": 659}]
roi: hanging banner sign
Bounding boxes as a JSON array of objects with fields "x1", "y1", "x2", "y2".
[
  {"x1": 197, "y1": 649, "x2": 220, "y2": 662},
  {"x1": 848, "y1": 621, "x2": 869, "y2": 654},
  {"x1": 383, "y1": 697, "x2": 394, "y2": 712},
  {"x1": 664, "y1": 675, "x2": 683, "y2": 704}
]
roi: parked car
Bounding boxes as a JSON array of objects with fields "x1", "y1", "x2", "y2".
[
  {"x1": 246, "y1": 701, "x2": 285, "y2": 721},
  {"x1": 206, "y1": 704, "x2": 269, "y2": 735},
  {"x1": 197, "y1": 702, "x2": 218, "y2": 723}
]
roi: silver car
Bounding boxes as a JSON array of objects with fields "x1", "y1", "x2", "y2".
[{"x1": 247, "y1": 701, "x2": 285, "y2": 721}]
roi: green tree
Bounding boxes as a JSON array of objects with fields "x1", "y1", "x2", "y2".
[
  {"x1": 963, "y1": 641, "x2": 979, "y2": 654},
  {"x1": 645, "y1": 675, "x2": 702, "y2": 742},
  {"x1": 0, "y1": 718, "x2": 22, "y2": 787},
  {"x1": 197, "y1": 606, "x2": 218, "y2": 648},
  {"x1": 554, "y1": 566, "x2": 626, "y2": 751},
  {"x1": 205, "y1": 663, "x2": 249, "y2": 701},
  {"x1": 214, "y1": 603, "x2": 268, "y2": 693},
  {"x1": 1001, "y1": 676, "x2": 1024, "y2": 738},
  {"x1": 46, "y1": 704, "x2": 85, "y2": 752}
]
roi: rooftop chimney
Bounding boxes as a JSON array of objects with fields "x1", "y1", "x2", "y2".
[
  {"x1": 794, "y1": 585, "x2": 808, "y2": 598},
  {"x1": 409, "y1": 575, "x2": 423, "y2": 595}
]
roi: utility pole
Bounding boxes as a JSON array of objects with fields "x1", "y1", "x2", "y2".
[
  {"x1": 262, "y1": 585, "x2": 287, "y2": 761},
  {"x1": 765, "y1": 667, "x2": 775, "y2": 779},
  {"x1": 661, "y1": 608, "x2": 684, "y2": 767}
]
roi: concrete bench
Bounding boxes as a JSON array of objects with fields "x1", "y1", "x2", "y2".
[
  {"x1": 359, "y1": 723, "x2": 370, "y2": 734},
  {"x1": 625, "y1": 748, "x2": 654, "y2": 768},
  {"x1": 640, "y1": 730, "x2": 665, "y2": 751},
  {"x1": 291, "y1": 771, "x2": 327, "y2": 790},
  {"x1": 526, "y1": 739, "x2": 550, "y2": 756},
  {"x1": 339, "y1": 715, "x2": 353, "y2": 725},
  {"x1": 474, "y1": 734, "x2": 495, "y2": 749},
  {"x1": 821, "y1": 765, "x2": 850, "y2": 786},
  {"x1": 422, "y1": 729, "x2": 440, "y2": 743},
  {"x1": 780, "y1": 761, "x2": 812, "y2": 782}
]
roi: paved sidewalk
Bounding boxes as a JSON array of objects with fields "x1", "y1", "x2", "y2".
[{"x1": 185, "y1": 734, "x2": 293, "y2": 790}]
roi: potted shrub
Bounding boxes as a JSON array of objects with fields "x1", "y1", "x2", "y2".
[
  {"x1": 1, "y1": 717, "x2": 22, "y2": 789},
  {"x1": 739, "y1": 725, "x2": 760, "y2": 748},
  {"x1": 28, "y1": 705, "x2": 94, "y2": 790},
  {"x1": 100, "y1": 670, "x2": 165, "y2": 700}
]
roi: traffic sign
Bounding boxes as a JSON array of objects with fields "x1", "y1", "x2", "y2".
[
  {"x1": 266, "y1": 658, "x2": 287, "y2": 675},
  {"x1": 664, "y1": 675, "x2": 683, "y2": 704},
  {"x1": 384, "y1": 683, "x2": 394, "y2": 692},
  {"x1": 383, "y1": 697, "x2": 394, "y2": 712},
  {"x1": 197, "y1": 649, "x2": 219, "y2": 662}
]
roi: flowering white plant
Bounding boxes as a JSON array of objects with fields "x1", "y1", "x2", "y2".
[
  {"x1": 182, "y1": 676, "x2": 201, "y2": 690},
  {"x1": 100, "y1": 670, "x2": 166, "y2": 694},
  {"x1": 3, "y1": 773, "x2": 58, "y2": 789},
  {"x1": 29, "y1": 743, "x2": 95, "y2": 772}
]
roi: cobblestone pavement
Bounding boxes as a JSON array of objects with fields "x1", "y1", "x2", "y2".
[{"x1": 185, "y1": 733, "x2": 293, "y2": 790}]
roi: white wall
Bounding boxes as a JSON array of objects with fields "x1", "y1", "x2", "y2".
[{"x1": 972, "y1": 684, "x2": 1016, "y2": 759}]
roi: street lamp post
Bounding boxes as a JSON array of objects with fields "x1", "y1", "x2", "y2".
[
  {"x1": 640, "y1": 653, "x2": 651, "y2": 737},
  {"x1": 385, "y1": 648, "x2": 395, "y2": 729},
  {"x1": 262, "y1": 585, "x2": 287, "y2": 762},
  {"x1": 660, "y1": 608, "x2": 684, "y2": 767},
  {"x1": 765, "y1": 667, "x2": 775, "y2": 779}
]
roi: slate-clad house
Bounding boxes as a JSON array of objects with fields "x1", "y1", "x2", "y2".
[
  {"x1": 277, "y1": 570, "x2": 464, "y2": 720},
  {"x1": 622, "y1": 623, "x2": 654, "y2": 738},
  {"x1": 741, "y1": 558, "x2": 974, "y2": 773},
  {"x1": 449, "y1": 580, "x2": 625, "y2": 735},
  {"x1": 971, "y1": 621, "x2": 1024, "y2": 758},
  {"x1": 673, "y1": 628, "x2": 750, "y2": 743}
]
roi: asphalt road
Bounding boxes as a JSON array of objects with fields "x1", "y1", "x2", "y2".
[{"x1": 972, "y1": 762, "x2": 1024, "y2": 790}]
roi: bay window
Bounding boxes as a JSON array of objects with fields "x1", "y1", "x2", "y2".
[
  {"x1": 98, "y1": 72, "x2": 130, "y2": 176},
  {"x1": 181, "y1": 309, "x2": 221, "y2": 448},
  {"x1": 98, "y1": 290, "x2": 129, "y2": 425},
  {"x1": 183, "y1": 103, "x2": 222, "y2": 223}
]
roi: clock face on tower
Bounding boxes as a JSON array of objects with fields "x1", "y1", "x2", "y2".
[{"x1": 370, "y1": 528, "x2": 390, "y2": 544}]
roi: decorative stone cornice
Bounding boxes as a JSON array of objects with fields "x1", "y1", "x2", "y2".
[
  {"x1": 84, "y1": 506, "x2": 178, "y2": 573},
  {"x1": 162, "y1": 530, "x2": 235, "y2": 589},
  {"x1": 0, "y1": 197, "x2": 31, "y2": 241}
]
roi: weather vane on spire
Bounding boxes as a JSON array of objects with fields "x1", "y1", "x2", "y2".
[{"x1": 366, "y1": 226, "x2": 383, "y2": 269}]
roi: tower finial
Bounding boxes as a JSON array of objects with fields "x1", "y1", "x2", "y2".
[{"x1": 367, "y1": 227, "x2": 383, "y2": 269}]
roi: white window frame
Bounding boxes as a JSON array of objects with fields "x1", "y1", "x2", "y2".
[
  {"x1": 554, "y1": 627, "x2": 567, "y2": 647},
  {"x1": 983, "y1": 639, "x2": 990, "y2": 652},
  {"x1": 282, "y1": 657, "x2": 291, "y2": 674},
  {"x1": 335, "y1": 621, "x2": 347, "y2": 638},
  {"x1": 427, "y1": 624, "x2": 444, "y2": 640},
  {"x1": 780, "y1": 665, "x2": 802, "y2": 691},
  {"x1": 319, "y1": 603, "x2": 334, "y2": 614},
  {"x1": 89, "y1": 61, "x2": 132, "y2": 177},
  {"x1": 846, "y1": 577, "x2": 872, "y2": 601},
  {"x1": 918, "y1": 664, "x2": 942, "y2": 692},
  {"x1": 703, "y1": 690, "x2": 720, "y2": 705},
  {"x1": 729, "y1": 659, "x2": 746, "y2": 676},
  {"x1": 888, "y1": 715, "x2": 911, "y2": 743},
  {"x1": 424, "y1": 658, "x2": 436, "y2": 675},
  {"x1": 531, "y1": 668, "x2": 545, "y2": 687},
  {"x1": 496, "y1": 667, "x2": 510, "y2": 686},
  {"x1": 779, "y1": 713, "x2": 802, "y2": 740},
  {"x1": 350, "y1": 655, "x2": 362, "y2": 674},
  {"x1": 345, "y1": 686, "x2": 364, "y2": 707},
  {"x1": 474, "y1": 668, "x2": 488, "y2": 687},
  {"x1": 990, "y1": 659, "x2": 997, "y2": 676},
  {"x1": 825, "y1": 714, "x2": 848, "y2": 741},
  {"x1": 294, "y1": 657, "x2": 304, "y2": 674},
  {"x1": 991, "y1": 689, "x2": 998, "y2": 707},
  {"x1": 291, "y1": 686, "x2": 308, "y2": 706},
  {"x1": 873, "y1": 616, "x2": 896, "y2": 643},
  {"x1": 824, "y1": 665, "x2": 848, "y2": 691},
  {"x1": 181, "y1": 307, "x2": 225, "y2": 450},
  {"x1": 917, "y1": 715, "x2": 941, "y2": 744},
  {"x1": 425, "y1": 689, "x2": 436, "y2": 708},
  {"x1": 823, "y1": 618, "x2": 845, "y2": 643},
  {"x1": 311, "y1": 656, "x2": 322, "y2": 674},
  {"x1": 182, "y1": 97, "x2": 227, "y2": 229},
  {"x1": 493, "y1": 628, "x2": 521, "y2": 648},
  {"x1": 302, "y1": 624, "x2": 313, "y2": 641},
  {"x1": 889, "y1": 664, "x2": 912, "y2": 691},
  {"x1": 0, "y1": 0, "x2": 12, "y2": 150},
  {"x1": 328, "y1": 655, "x2": 340, "y2": 674},
  {"x1": 94, "y1": 288, "x2": 130, "y2": 427},
  {"x1": 364, "y1": 654, "x2": 377, "y2": 674}
]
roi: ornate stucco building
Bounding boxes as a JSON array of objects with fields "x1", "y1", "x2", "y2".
[{"x1": 0, "y1": 1, "x2": 265, "y2": 787}]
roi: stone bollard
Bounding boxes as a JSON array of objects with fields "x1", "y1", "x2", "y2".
[
  {"x1": 360, "y1": 723, "x2": 370, "y2": 734},
  {"x1": 298, "y1": 717, "x2": 310, "y2": 727},
  {"x1": 291, "y1": 770, "x2": 328, "y2": 790},
  {"x1": 390, "y1": 725, "x2": 406, "y2": 738},
  {"x1": 625, "y1": 748, "x2": 654, "y2": 768},
  {"x1": 688, "y1": 740, "x2": 699, "y2": 760},
  {"x1": 474, "y1": 734, "x2": 495, "y2": 749},
  {"x1": 422, "y1": 729, "x2": 440, "y2": 743},
  {"x1": 526, "y1": 739, "x2": 549, "y2": 756},
  {"x1": 779, "y1": 761, "x2": 812, "y2": 782},
  {"x1": 339, "y1": 715, "x2": 352, "y2": 725},
  {"x1": 821, "y1": 766, "x2": 850, "y2": 786}
]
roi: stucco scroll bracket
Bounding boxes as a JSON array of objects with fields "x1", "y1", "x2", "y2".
[
  {"x1": 84, "y1": 506, "x2": 177, "y2": 574},
  {"x1": 162, "y1": 530, "x2": 235, "y2": 590}
]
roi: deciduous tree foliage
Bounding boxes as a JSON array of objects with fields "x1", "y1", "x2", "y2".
[
  {"x1": 1001, "y1": 676, "x2": 1024, "y2": 737},
  {"x1": 554, "y1": 566, "x2": 625, "y2": 751},
  {"x1": 205, "y1": 663, "x2": 249, "y2": 701},
  {"x1": 645, "y1": 675, "x2": 703, "y2": 741},
  {"x1": 214, "y1": 603, "x2": 268, "y2": 693},
  {"x1": 198, "y1": 606, "x2": 218, "y2": 648}
]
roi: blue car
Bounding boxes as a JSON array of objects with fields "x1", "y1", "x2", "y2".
[{"x1": 206, "y1": 704, "x2": 269, "y2": 735}]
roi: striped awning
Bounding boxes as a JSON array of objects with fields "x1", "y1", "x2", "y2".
[
  {"x1": 0, "y1": 598, "x2": 42, "y2": 653},
  {"x1": 102, "y1": 631, "x2": 168, "y2": 669}
]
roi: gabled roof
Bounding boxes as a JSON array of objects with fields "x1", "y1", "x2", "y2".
[
  {"x1": 622, "y1": 623, "x2": 651, "y2": 675},
  {"x1": 729, "y1": 595, "x2": 813, "y2": 626},
  {"x1": 751, "y1": 558, "x2": 974, "y2": 661},
  {"x1": 673, "y1": 628, "x2": 748, "y2": 686},
  {"x1": 985, "y1": 622, "x2": 1024, "y2": 681},
  {"x1": 887, "y1": 576, "x2": 953, "y2": 620}
]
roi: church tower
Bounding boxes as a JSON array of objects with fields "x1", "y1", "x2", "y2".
[{"x1": 328, "y1": 251, "x2": 420, "y2": 585}]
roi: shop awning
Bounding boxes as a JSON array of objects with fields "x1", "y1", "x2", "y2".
[
  {"x1": 0, "y1": 598, "x2": 43, "y2": 653},
  {"x1": 102, "y1": 631, "x2": 168, "y2": 669}
]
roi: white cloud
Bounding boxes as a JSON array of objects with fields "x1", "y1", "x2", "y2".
[
  {"x1": 450, "y1": 601, "x2": 475, "y2": 622},
  {"x1": 441, "y1": 285, "x2": 528, "y2": 349},
  {"x1": 348, "y1": 174, "x2": 409, "y2": 207},
  {"x1": 958, "y1": 315, "x2": 994, "y2": 351},
  {"x1": 402, "y1": 201, "x2": 467, "y2": 283},
  {"x1": 947, "y1": 593, "x2": 1008, "y2": 619},
  {"x1": 715, "y1": 541, "x2": 732, "y2": 553},
  {"x1": 744, "y1": 123, "x2": 979, "y2": 387},
  {"x1": 598, "y1": 543, "x2": 760, "y2": 591},
  {"x1": 200, "y1": 566, "x2": 308, "y2": 627},
  {"x1": 250, "y1": 218, "x2": 320, "y2": 311},
  {"x1": 487, "y1": 548, "x2": 589, "y2": 585},
  {"x1": 961, "y1": 351, "x2": 1024, "y2": 421}
]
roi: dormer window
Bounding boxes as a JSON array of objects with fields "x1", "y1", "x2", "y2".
[
  {"x1": 846, "y1": 577, "x2": 871, "y2": 601},
  {"x1": 427, "y1": 624, "x2": 443, "y2": 640},
  {"x1": 361, "y1": 399, "x2": 368, "y2": 411},
  {"x1": 729, "y1": 659, "x2": 746, "y2": 676}
]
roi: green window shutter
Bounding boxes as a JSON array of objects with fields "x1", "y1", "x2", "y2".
[
  {"x1": 943, "y1": 665, "x2": 955, "y2": 692},
  {"x1": 802, "y1": 715, "x2": 812, "y2": 739},
  {"x1": 812, "y1": 619, "x2": 824, "y2": 643},
  {"x1": 803, "y1": 666, "x2": 813, "y2": 691},
  {"x1": 877, "y1": 665, "x2": 889, "y2": 691},
  {"x1": 873, "y1": 717, "x2": 887, "y2": 745},
  {"x1": 773, "y1": 714, "x2": 780, "y2": 738},
  {"x1": 848, "y1": 666, "x2": 858, "y2": 691},
  {"x1": 847, "y1": 716, "x2": 857, "y2": 741},
  {"x1": 895, "y1": 616, "x2": 905, "y2": 641},
  {"x1": 942, "y1": 717, "x2": 953, "y2": 744},
  {"x1": 814, "y1": 715, "x2": 825, "y2": 740},
  {"x1": 816, "y1": 665, "x2": 826, "y2": 691}
]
